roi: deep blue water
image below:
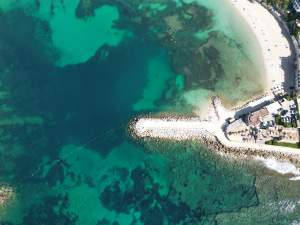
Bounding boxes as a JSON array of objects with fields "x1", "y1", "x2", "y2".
[{"x1": 0, "y1": 1, "x2": 298, "y2": 225}]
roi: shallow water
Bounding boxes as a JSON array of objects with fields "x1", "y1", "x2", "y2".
[{"x1": 0, "y1": 0, "x2": 300, "y2": 224}]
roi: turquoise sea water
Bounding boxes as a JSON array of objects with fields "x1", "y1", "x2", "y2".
[{"x1": 0, "y1": 0, "x2": 300, "y2": 224}]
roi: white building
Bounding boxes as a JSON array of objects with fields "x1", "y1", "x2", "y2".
[{"x1": 266, "y1": 102, "x2": 282, "y2": 115}]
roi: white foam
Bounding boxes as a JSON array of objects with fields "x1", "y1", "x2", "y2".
[
  {"x1": 256, "y1": 157, "x2": 300, "y2": 180},
  {"x1": 289, "y1": 176, "x2": 300, "y2": 181},
  {"x1": 292, "y1": 220, "x2": 300, "y2": 225}
]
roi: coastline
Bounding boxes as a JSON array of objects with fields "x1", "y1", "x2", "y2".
[
  {"x1": 129, "y1": 0, "x2": 300, "y2": 175},
  {"x1": 228, "y1": 0, "x2": 295, "y2": 94},
  {"x1": 129, "y1": 94, "x2": 300, "y2": 174}
]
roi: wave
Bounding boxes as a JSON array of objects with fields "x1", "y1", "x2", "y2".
[{"x1": 256, "y1": 157, "x2": 300, "y2": 180}]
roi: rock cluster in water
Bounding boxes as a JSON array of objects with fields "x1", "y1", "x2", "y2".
[{"x1": 0, "y1": 185, "x2": 13, "y2": 206}]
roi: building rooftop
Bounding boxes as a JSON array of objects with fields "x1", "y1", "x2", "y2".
[
  {"x1": 266, "y1": 102, "x2": 281, "y2": 114},
  {"x1": 247, "y1": 108, "x2": 269, "y2": 127}
]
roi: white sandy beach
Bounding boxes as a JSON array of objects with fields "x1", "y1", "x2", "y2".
[{"x1": 229, "y1": 0, "x2": 294, "y2": 93}]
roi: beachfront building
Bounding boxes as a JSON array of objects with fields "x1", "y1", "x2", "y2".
[
  {"x1": 246, "y1": 108, "x2": 269, "y2": 127},
  {"x1": 227, "y1": 98, "x2": 299, "y2": 144},
  {"x1": 265, "y1": 101, "x2": 282, "y2": 114},
  {"x1": 246, "y1": 102, "x2": 281, "y2": 128},
  {"x1": 245, "y1": 99, "x2": 298, "y2": 128},
  {"x1": 293, "y1": 0, "x2": 300, "y2": 13}
]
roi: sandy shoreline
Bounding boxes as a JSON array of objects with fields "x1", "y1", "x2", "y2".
[
  {"x1": 228, "y1": 0, "x2": 294, "y2": 94},
  {"x1": 129, "y1": 0, "x2": 300, "y2": 176}
]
